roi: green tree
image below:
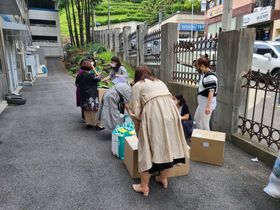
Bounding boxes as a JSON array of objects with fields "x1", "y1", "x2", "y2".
[
  {"x1": 142, "y1": 0, "x2": 176, "y2": 24},
  {"x1": 143, "y1": 0, "x2": 201, "y2": 25},
  {"x1": 59, "y1": 0, "x2": 100, "y2": 46},
  {"x1": 184, "y1": 0, "x2": 201, "y2": 12}
]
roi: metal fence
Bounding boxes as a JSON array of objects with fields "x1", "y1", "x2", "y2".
[
  {"x1": 128, "y1": 31, "x2": 137, "y2": 56},
  {"x1": 172, "y1": 34, "x2": 218, "y2": 86},
  {"x1": 238, "y1": 70, "x2": 280, "y2": 151},
  {"x1": 112, "y1": 33, "x2": 115, "y2": 51},
  {"x1": 119, "y1": 32, "x2": 124, "y2": 52},
  {"x1": 144, "y1": 30, "x2": 161, "y2": 64}
]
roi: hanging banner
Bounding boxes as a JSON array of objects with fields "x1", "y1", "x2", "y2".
[{"x1": 201, "y1": 0, "x2": 207, "y2": 12}]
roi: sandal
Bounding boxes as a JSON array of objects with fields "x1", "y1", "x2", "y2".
[
  {"x1": 132, "y1": 184, "x2": 149, "y2": 197},
  {"x1": 155, "y1": 176, "x2": 168, "y2": 189},
  {"x1": 95, "y1": 125, "x2": 105, "y2": 131}
]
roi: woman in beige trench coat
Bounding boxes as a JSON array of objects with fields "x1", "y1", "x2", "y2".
[{"x1": 129, "y1": 66, "x2": 189, "y2": 197}]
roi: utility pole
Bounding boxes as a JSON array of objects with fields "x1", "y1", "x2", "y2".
[
  {"x1": 222, "y1": 0, "x2": 233, "y2": 31},
  {"x1": 108, "y1": 0, "x2": 110, "y2": 30},
  {"x1": 191, "y1": 0, "x2": 194, "y2": 40}
]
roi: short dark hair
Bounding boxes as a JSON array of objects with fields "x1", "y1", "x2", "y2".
[
  {"x1": 174, "y1": 94, "x2": 186, "y2": 106},
  {"x1": 197, "y1": 57, "x2": 210, "y2": 68},
  {"x1": 80, "y1": 59, "x2": 92, "y2": 71},
  {"x1": 134, "y1": 65, "x2": 156, "y2": 83},
  {"x1": 111, "y1": 56, "x2": 122, "y2": 71}
]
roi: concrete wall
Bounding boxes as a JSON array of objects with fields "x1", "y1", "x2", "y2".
[
  {"x1": 126, "y1": 56, "x2": 137, "y2": 68},
  {"x1": 167, "y1": 82, "x2": 198, "y2": 118},
  {"x1": 276, "y1": 0, "x2": 280, "y2": 10},
  {"x1": 147, "y1": 64, "x2": 160, "y2": 79},
  {"x1": 95, "y1": 21, "x2": 143, "y2": 32},
  {"x1": 233, "y1": 0, "x2": 254, "y2": 10}
]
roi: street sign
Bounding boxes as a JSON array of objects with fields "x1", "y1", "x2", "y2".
[{"x1": 243, "y1": 6, "x2": 272, "y2": 27}]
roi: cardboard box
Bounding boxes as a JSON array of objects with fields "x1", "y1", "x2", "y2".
[
  {"x1": 190, "y1": 129, "x2": 226, "y2": 166},
  {"x1": 98, "y1": 88, "x2": 107, "y2": 103},
  {"x1": 124, "y1": 136, "x2": 140, "y2": 178},
  {"x1": 124, "y1": 136, "x2": 190, "y2": 178}
]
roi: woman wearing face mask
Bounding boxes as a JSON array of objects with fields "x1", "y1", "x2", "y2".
[
  {"x1": 102, "y1": 56, "x2": 128, "y2": 84},
  {"x1": 194, "y1": 57, "x2": 218, "y2": 131}
]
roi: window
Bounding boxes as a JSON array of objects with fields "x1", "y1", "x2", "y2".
[
  {"x1": 255, "y1": 44, "x2": 278, "y2": 58},
  {"x1": 255, "y1": 0, "x2": 276, "y2": 8},
  {"x1": 28, "y1": 0, "x2": 55, "y2": 10},
  {"x1": 29, "y1": 19, "x2": 56, "y2": 27},
  {"x1": 32, "y1": 35, "x2": 58, "y2": 42}
]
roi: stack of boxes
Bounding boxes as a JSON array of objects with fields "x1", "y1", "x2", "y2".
[{"x1": 110, "y1": 116, "x2": 226, "y2": 179}]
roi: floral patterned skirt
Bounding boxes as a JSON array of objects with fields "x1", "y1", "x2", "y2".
[{"x1": 81, "y1": 97, "x2": 99, "y2": 112}]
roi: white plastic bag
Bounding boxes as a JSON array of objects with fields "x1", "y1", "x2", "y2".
[{"x1": 264, "y1": 153, "x2": 280, "y2": 199}]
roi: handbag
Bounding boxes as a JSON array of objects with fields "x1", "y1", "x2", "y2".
[{"x1": 115, "y1": 88, "x2": 125, "y2": 114}]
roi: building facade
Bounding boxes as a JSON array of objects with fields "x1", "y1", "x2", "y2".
[
  {"x1": 0, "y1": 0, "x2": 32, "y2": 95},
  {"x1": 148, "y1": 12, "x2": 205, "y2": 38},
  {"x1": 205, "y1": 0, "x2": 280, "y2": 41},
  {"x1": 28, "y1": 0, "x2": 63, "y2": 57},
  {"x1": 0, "y1": 0, "x2": 47, "y2": 101}
]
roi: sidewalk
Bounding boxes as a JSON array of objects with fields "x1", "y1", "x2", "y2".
[{"x1": 0, "y1": 58, "x2": 279, "y2": 209}]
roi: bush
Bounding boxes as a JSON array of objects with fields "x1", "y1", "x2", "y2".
[
  {"x1": 69, "y1": 66, "x2": 78, "y2": 75},
  {"x1": 92, "y1": 43, "x2": 107, "y2": 54}
]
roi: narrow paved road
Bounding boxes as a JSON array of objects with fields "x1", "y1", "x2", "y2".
[{"x1": 0, "y1": 58, "x2": 279, "y2": 210}]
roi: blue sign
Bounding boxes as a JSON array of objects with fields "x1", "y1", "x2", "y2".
[{"x1": 179, "y1": 23, "x2": 205, "y2": 32}]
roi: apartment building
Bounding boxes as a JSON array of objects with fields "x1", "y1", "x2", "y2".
[
  {"x1": 205, "y1": 0, "x2": 280, "y2": 41},
  {"x1": 28, "y1": 0, "x2": 63, "y2": 57},
  {"x1": 0, "y1": 0, "x2": 31, "y2": 95},
  {"x1": 0, "y1": 0, "x2": 45, "y2": 102}
]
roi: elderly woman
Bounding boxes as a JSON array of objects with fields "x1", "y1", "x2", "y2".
[
  {"x1": 129, "y1": 66, "x2": 189, "y2": 197},
  {"x1": 96, "y1": 82, "x2": 131, "y2": 130},
  {"x1": 75, "y1": 59, "x2": 104, "y2": 130}
]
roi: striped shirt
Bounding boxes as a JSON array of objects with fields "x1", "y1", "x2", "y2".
[{"x1": 197, "y1": 71, "x2": 218, "y2": 97}]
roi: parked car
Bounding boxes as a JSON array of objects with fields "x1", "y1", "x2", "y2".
[
  {"x1": 253, "y1": 41, "x2": 280, "y2": 76},
  {"x1": 275, "y1": 36, "x2": 280, "y2": 42}
]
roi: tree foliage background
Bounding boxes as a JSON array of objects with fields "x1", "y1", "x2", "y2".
[
  {"x1": 143, "y1": 0, "x2": 201, "y2": 24},
  {"x1": 58, "y1": 0, "x2": 101, "y2": 47}
]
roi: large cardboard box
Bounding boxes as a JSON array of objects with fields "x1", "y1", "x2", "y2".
[
  {"x1": 98, "y1": 88, "x2": 107, "y2": 103},
  {"x1": 190, "y1": 129, "x2": 226, "y2": 166},
  {"x1": 124, "y1": 136, "x2": 140, "y2": 178},
  {"x1": 124, "y1": 136, "x2": 190, "y2": 178}
]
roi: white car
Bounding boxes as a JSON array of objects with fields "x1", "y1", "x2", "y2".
[{"x1": 253, "y1": 41, "x2": 280, "y2": 76}]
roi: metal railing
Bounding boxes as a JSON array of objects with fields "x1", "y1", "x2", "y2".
[
  {"x1": 144, "y1": 30, "x2": 161, "y2": 64},
  {"x1": 119, "y1": 32, "x2": 123, "y2": 52},
  {"x1": 172, "y1": 34, "x2": 218, "y2": 86},
  {"x1": 112, "y1": 33, "x2": 115, "y2": 51},
  {"x1": 128, "y1": 31, "x2": 137, "y2": 56},
  {"x1": 238, "y1": 70, "x2": 280, "y2": 151}
]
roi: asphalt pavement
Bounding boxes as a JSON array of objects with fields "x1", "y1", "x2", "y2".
[{"x1": 0, "y1": 58, "x2": 279, "y2": 210}]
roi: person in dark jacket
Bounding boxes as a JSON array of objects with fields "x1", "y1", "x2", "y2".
[
  {"x1": 174, "y1": 94, "x2": 193, "y2": 139},
  {"x1": 75, "y1": 59, "x2": 104, "y2": 130}
]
